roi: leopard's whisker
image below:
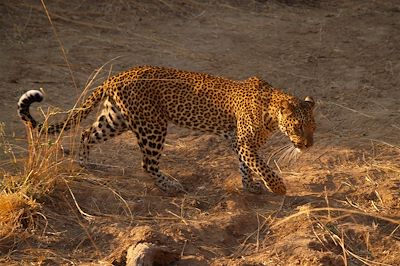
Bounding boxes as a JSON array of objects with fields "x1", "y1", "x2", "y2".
[
  {"x1": 278, "y1": 145, "x2": 301, "y2": 166},
  {"x1": 268, "y1": 144, "x2": 291, "y2": 164},
  {"x1": 286, "y1": 146, "x2": 296, "y2": 163},
  {"x1": 271, "y1": 144, "x2": 291, "y2": 156},
  {"x1": 288, "y1": 146, "x2": 300, "y2": 164},
  {"x1": 277, "y1": 145, "x2": 292, "y2": 164}
]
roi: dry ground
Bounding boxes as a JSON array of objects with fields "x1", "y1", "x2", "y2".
[{"x1": 0, "y1": 0, "x2": 399, "y2": 265}]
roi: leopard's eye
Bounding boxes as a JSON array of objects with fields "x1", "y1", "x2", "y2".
[
  {"x1": 295, "y1": 124, "x2": 304, "y2": 135},
  {"x1": 293, "y1": 124, "x2": 302, "y2": 135}
]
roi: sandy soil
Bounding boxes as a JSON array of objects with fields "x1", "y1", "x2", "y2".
[{"x1": 1, "y1": 0, "x2": 399, "y2": 265}]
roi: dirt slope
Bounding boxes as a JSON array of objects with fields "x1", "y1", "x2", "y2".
[{"x1": 0, "y1": 0, "x2": 399, "y2": 265}]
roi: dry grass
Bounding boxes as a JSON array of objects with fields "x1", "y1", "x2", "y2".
[
  {"x1": 0, "y1": 59, "x2": 115, "y2": 251},
  {"x1": 0, "y1": 113, "x2": 66, "y2": 245},
  {"x1": 0, "y1": 0, "x2": 83, "y2": 247}
]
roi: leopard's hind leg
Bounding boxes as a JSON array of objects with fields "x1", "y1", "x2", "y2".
[
  {"x1": 79, "y1": 99, "x2": 128, "y2": 165},
  {"x1": 133, "y1": 118, "x2": 184, "y2": 194}
]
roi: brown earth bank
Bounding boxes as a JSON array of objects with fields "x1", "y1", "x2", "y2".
[{"x1": 0, "y1": 0, "x2": 399, "y2": 265}]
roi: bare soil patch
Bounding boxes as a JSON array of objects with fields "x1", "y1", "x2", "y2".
[{"x1": 1, "y1": 0, "x2": 399, "y2": 265}]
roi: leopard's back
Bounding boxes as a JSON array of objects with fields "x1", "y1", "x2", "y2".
[{"x1": 108, "y1": 66, "x2": 258, "y2": 134}]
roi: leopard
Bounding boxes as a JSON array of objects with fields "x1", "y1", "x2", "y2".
[{"x1": 18, "y1": 65, "x2": 316, "y2": 195}]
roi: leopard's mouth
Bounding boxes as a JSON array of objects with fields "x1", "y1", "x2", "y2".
[
  {"x1": 293, "y1": 143, "x2": 308, "y2": 151},
  {"x1": 292, "y1": 138, "x2": 313, "y2": 151}
]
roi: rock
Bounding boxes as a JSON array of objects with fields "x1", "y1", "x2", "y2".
[{"x1": 126, "y1": 242, "x2": 180, "y2": 266}]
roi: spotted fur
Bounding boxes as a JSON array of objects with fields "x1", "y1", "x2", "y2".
[{"x1": 17, "y1": 66, "x2": 316, "y2": 195}]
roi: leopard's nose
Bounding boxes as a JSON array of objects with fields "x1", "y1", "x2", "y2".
[
  {"x1": 305, "y1": 138, "x2": 313, "y2": 148},
  {"x1": 294, "y1": 143, "x2": 306, "y2": 149}
]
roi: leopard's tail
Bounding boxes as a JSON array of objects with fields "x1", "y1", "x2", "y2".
[{"x1": 17, "y1": 87, "x2": 106, "y2": 134}]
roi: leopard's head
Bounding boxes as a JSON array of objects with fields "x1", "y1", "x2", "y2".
[{"x1": 278, "y1": 96, "x2": 316, "y2": 151}]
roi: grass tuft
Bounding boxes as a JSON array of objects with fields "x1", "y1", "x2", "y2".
[{"x1": 0, "y1": 116, "x2": 64, "y2": 244}]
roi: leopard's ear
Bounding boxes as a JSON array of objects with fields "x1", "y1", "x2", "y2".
[
  {"x1": 281, "y1": 100, "x2": 294, "y2": 116},
  {"x1": 304, "y1": 96, "x2": 315, "y2": 109}
]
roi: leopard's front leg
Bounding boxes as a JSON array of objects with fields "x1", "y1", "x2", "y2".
[
  {"x1": 232, "y1": 121, "x2": 286, "y2": 195},
  {"x1": 237, "y1": 143, "x2": 286, "y2": 195},
  {"x1": 239, "y1": 160, "x2": 264, "y2": 194}
]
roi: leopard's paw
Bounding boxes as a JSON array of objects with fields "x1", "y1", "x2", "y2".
[
  {"x1": 157, "y1": 178, "x2": 185, "y2": 194},
  {"x1": 243, "y1": 181, "x2": 264, "y2": 194}
]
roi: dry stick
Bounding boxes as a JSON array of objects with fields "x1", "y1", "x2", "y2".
[
  {"x1": 157, "y1": 0, "x2": 175, "y2": 11},
  {"x1": 40, "y1": 0, "x2": 78, "y2": 94},
  {"x1": 62, "y1": 193, "x2": 101, "y2": 257},
  {"x1": 41, "y1": 56, "x2": 119, "y2": 160},
  {"x1": 345, "y1": 250, "x2": 390, "y2": 266},
  {"x1": 233, "y1": 229, "x2": 258, "y2": 257},
  {"x1": 41, "y1": 0, "x2": 122, "y2": 148},
  {"x1": 312, "y1": 215, "x2": 389, "y2": 266},
  {"x1": 166, "y1": 210, "x2": 188, "y2": 225},
  {"x1": 370, "y1": 163, "x2": 400, "y2": 174},
  {"x1": 324, "y1": 187, "x2": 331, "y2": 221},
  {"x1": 18, "y1": 1, "x2": 213, "y2": 61},
  {"x1": 180, "y1": 198, "x2": 186, "y2": 223},
  {"x1": 334, "y1": 229, "x2": 391, "y2": 266},
  {"x1": 40, "y1": 0, "x2": 81, "y2": 145},
  {"x1": 12, "y1": 248, "x2": 75, "y2": 265},
  {"x1": 128, "y1": 33, "x2": 213, "y2": 61},
  {"x1": 271, "y1": 207, "x2": 399, "y2": 229},
  {"x1": 256, "y1": 212, "x2": 261, "y2": 252},
  {"x1": 62, "y1": 177, "x2": 95, "y2": 221},
  {"x1": 35, "y1": 211, "x2": 49, "y2": 237},
  {"x1": 180, "y1": 240, "x2": 188, "y2": 257},
  {"x1": 310, "y1": 219, "x2": 330, "y2": 253},
  {"x1": 339, "y1": 229, "x2": 348, "y2": 266},
  {"x1": 14, "y1": 1, "x2": 119, "y2": 31},
  {"x1": 324, "y1": 101, "x2": 374, "y2": 118},
  {"x1": 269, "y1": 196, "x2": 286, "y2": 224},
  {"x1": 73, "y1": 160, "x2": 126, "y2": 172},
  {"x1": 231, "y1": 213, "x2": 269, "y2": 258},
  {"x1": 71, "y1": 211, "x2": 189, "y2": 223},
  {"x1": 390, "y1": 224, "x2": 400, "y2": 237},
  {"x1": 367, "y1": 138, "x2": 400, "y2": 150},
  {"x1": 90, "y1": 178, "x2": 134, "y2": 222}
]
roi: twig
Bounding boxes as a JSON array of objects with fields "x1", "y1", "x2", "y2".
[
  {"x1": 180, "y1": 240, "x2": 187, "y2": 257},
  {"x1": 324, "y1": 101, "x2": 374, "y2": 118},
  {"x1": 166, "y1": 210, "x2": 188, "y2": 225},
  {"x1": 40, "y1": 0, "x2": 78, "y2": 93},
  {"x1": 62, "y1": 178, "x2": 95, "y2": 221},
  {"x1": 271, "y1": 207, "x2": 400, "y2": 229},
  {"x1": 339, "y1": 229, "x2": 348, "y2": 266}
]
